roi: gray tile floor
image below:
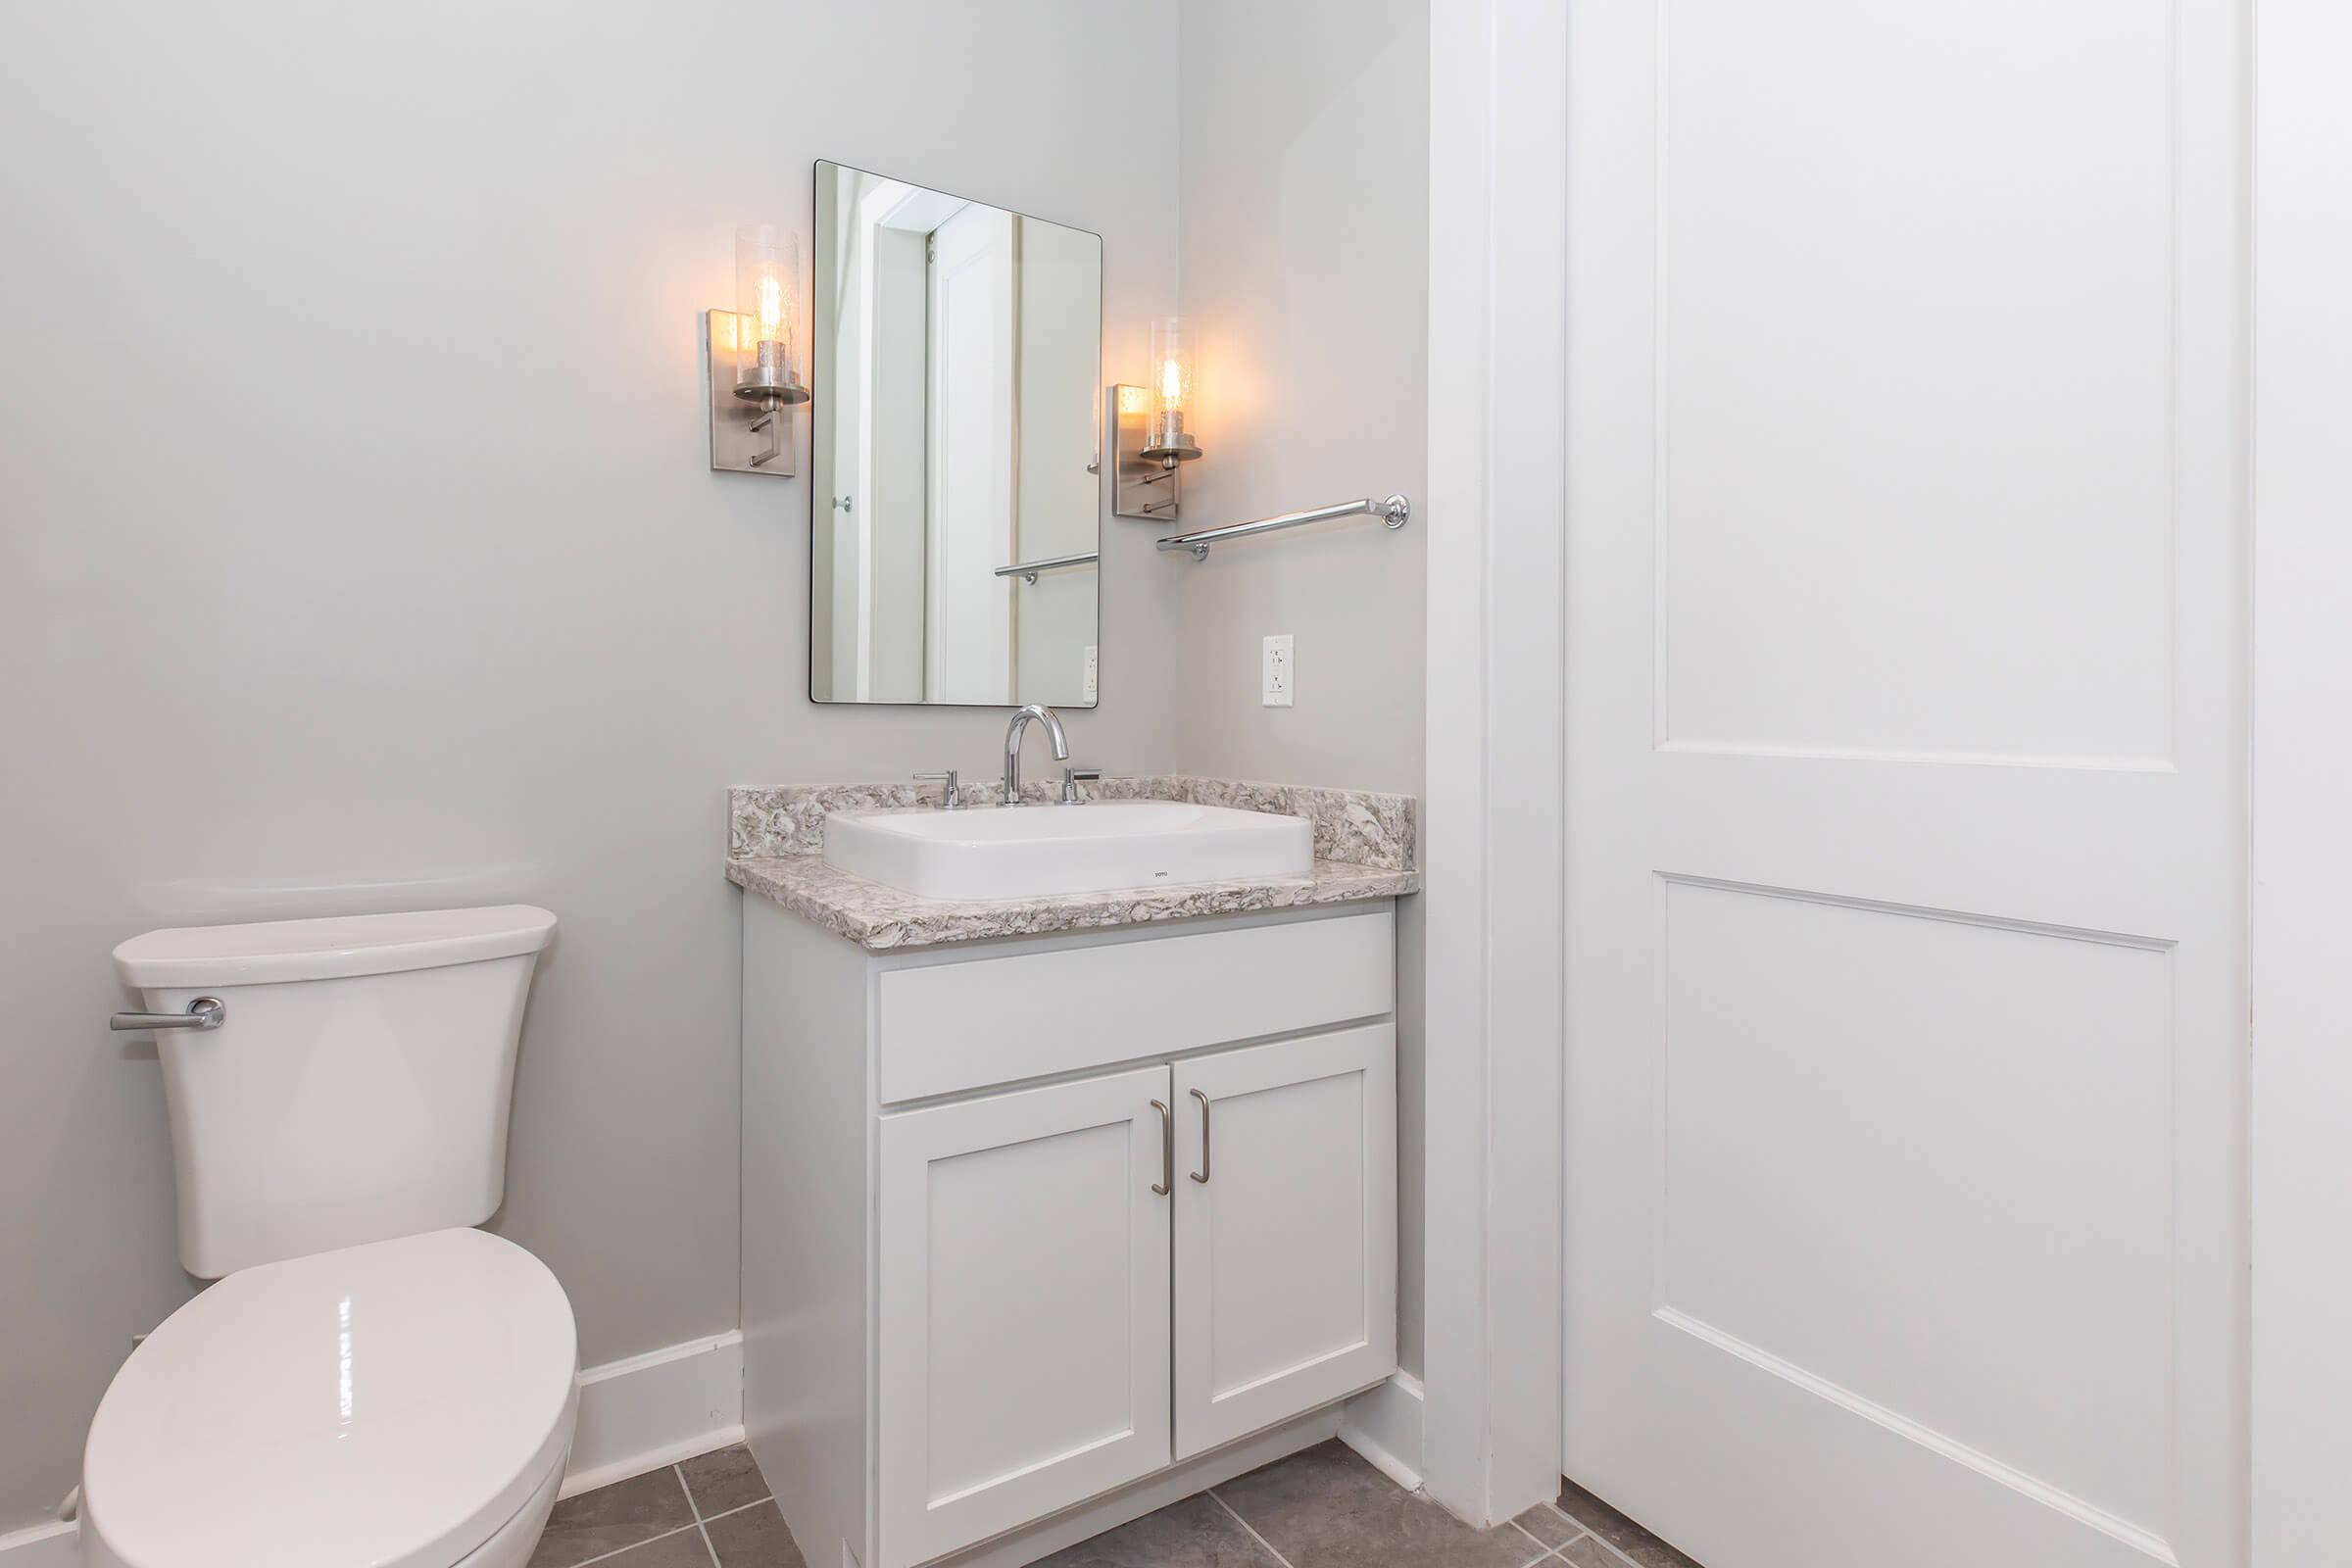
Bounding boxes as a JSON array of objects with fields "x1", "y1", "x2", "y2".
[
  {"x1": 528, "y1": 1446, "x2": 800, "y2": 1568},
  {"x1": 530, "y1": 1440, "x2": 1704, "y2": 1568}
]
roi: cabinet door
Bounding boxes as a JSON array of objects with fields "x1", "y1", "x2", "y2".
[
  {"x1": 877, "y1": 1065, "x2": 1173, "y2": 1568},
  {"x1": 1172, "y1": 1025, "x2": 1397, "y2": 1459}
]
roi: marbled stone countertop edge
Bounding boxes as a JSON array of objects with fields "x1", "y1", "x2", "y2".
[{"x1": 727, "y1": 853, "x2": 1418, "y2": 953}]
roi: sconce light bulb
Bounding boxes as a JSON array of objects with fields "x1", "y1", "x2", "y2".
[
  {"x1": 1150, "y1": 318, "x2": 1192, "y2": 417},
  {"x1": 758, "y1": 274, "x2": 787, "y2": 343}
]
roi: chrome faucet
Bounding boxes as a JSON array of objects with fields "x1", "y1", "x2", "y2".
[{"x1": 1001, "y1": 704, "x2": 1069, "y2": 805}]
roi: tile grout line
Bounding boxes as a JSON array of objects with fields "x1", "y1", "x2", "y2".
[
  {"x1": 1553, "y1": 1494, "x2": 1707, "y2": 1568},
  {"x1": 1549, "y1": 1499, "x2": 1621, "y2": 1566},
  {"x1": 1509, "y1": 1518, "x2": 1562, "y2": 1567},
  {"x1": 1205, "y1": 1487, "x2": 1301, "y2": 1568},
  {"x1": 1565, "y1": 1528, "x2": 1647, "y2": 1568},
  {"x1": 698, "y1": 1494, "x2": 773, "y2": 1525},
  {"x1": 675, "y1": 1462, "x2": 721, "y2": 1568},
  {"x1": 555, "y1": 1452, "x2": 772, "y2": 1568},
  {"x1": 560, "y1": 1519, "x2": 710, "y2": 1568}
]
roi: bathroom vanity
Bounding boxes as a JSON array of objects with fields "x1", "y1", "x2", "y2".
[{"x1": 731, "y1": 777, "x2": 1413, "y2": 1568}]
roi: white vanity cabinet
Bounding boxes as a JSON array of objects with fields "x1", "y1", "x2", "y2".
[{"x1": 741, "y1": 895, "x2": 1399, "y2": 1568}]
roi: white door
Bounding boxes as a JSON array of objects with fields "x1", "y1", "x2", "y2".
[
  {"x1": 2249, "y1": 3, "x2": 2352, "y2": 1559},
  {"x1": 1173, "y1": 1026, "x2": 1397, "y2": 1459},
  {"x1": 877, "y1": 1066, "x2": 1173, "y2": 1568},
  {"x1": 925, "y1": 201, "x2": 1015, "y2": 705},
  {"x1": 1562, "y1": 5, "x2": 2247, "y2": 1568}
]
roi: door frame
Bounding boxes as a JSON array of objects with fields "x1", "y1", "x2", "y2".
[
  {"x1": 1427, "y1": 0, "x2": 2348, "y2": 1551},
  {"x1": 1420, "y1": 0, "x2": 1569, "y2": 1529},
  {"x1": 2250, "y1": 0, "x2": 2352, "y2": 1558}
]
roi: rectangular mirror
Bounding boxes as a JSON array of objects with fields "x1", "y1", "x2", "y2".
[{"x1": 810, "y1": 161, "x2": 1103, "y2": 706}]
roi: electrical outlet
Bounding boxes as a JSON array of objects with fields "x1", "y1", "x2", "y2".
[
  {"x1": 1261, "y1": 634, "x2": 1294, "y2": 708},
  {"x1": 1082, "y1": 645, "x2": 1098, "y2": 704}
]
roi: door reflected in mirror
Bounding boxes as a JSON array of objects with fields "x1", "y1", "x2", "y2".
[{"x1": 810, "y1": 161, "x2": 1102, "y2": 707}]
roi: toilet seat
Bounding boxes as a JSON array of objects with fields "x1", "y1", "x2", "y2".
[{"x1": 82, "y1": 1228, "x2": 577, "y2": 1568}]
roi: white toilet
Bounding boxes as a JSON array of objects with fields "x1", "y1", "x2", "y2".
[{"x1": 81, "y1": 906, "x2": 577, "y2": 1568}]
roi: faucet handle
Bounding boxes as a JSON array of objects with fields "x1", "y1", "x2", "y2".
[
  {"x1": 1059, "y1": 766, "x2": 1102, "y2": 806},
  {"x1": 912, "y1": 769, "x2": 962, "y2": 809}
]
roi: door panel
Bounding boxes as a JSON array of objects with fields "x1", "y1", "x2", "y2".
[
  {"x1": 1657, "y1": 881, "x2": 2173, "y2": 1528},
  {"x1": 1173, "y1": 1026, "x2": 1396, "y2": 1459},
  {"x1": 877, "y1": 1066, "x2": 1172, "y2": 1568},
  {"x1": 1650, "y1": 4, "x2": 2176, "y2": 767},
  {"x1": 1563, "y1": 3, "x2": 2247, "y2": 1567}
]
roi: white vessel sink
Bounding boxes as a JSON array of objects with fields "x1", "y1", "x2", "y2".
[{"x1": 823, "y1": 800, "x2": 1314, "y2": 901}]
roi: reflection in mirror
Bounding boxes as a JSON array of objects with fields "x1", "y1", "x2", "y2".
[{"x1": 810, "y1": 162, "x2": 1103, "y2": 706}]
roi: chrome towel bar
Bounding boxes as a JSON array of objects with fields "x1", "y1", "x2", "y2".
[
  {"x1": 994, "y1": 550, "x2": 1101, "y2": 584},
  {"x1": 1155, "y1": 494, "x2": 1410, "y2": 560}
]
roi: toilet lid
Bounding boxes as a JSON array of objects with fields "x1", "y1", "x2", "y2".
[{"x1": 84, "y1": 1228, "x2": 577, "y2": 1568}]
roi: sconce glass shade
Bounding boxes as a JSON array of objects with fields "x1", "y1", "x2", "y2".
[
  {"x1": 1142, "y1": 316, "x2": 1200, "y2": 465},
  {"x1": 733, "y1": 224, "x2": 808, "y2": 406}
]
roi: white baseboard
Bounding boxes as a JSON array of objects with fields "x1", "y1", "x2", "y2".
[
  {"x1": 564, "y1": 1330, "x2": 746, "y2": 1497},
  {"x1": 0, "y1": 1522, "x2": 76, "y2": 1568},
  {"x1": 1339, "y1": 1370, "x2": 1425, "y2": 1492},
  {"x1": 0, "y1": 1329, "x2": 749, "y2": 1566}
]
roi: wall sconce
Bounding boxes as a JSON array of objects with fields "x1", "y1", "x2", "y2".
[
  {"x1": 705, "y1": 223, "x2": 808, "y2": 476},
  {"x1": 1109, "y1": 317, "x2": 1203, "y2": 519}
]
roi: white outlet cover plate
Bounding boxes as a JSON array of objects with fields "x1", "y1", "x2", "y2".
[{"x1": 1262, "y1": 634, "x2": 1295, "y2": 708}]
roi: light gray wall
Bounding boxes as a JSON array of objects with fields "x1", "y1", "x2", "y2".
[
  {"x1": 0, "y1": 0, "x2": 1178, "y2": 1535},
  {"x1": 1173, "y1": 0, "x2": 1432, "y2": 1373}
]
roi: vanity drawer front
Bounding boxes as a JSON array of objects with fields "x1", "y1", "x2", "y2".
[{"x1": 877, "y1": 907, "x2": 1395, "y2": 1103}]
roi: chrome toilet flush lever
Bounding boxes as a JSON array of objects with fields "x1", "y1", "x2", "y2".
[{"x1": 111, "y1": 997, "x2": 226, "y2": 1032}]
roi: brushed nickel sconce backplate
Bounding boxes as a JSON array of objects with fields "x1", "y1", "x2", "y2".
[
  {"x1": 706, "y1": 310, "x2": 803, "y2": 476},
  {"x1": 1108, "y1": 384, "x2": 1179, "y2": 520}
]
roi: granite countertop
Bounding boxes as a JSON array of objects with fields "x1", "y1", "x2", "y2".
[{"x1": 725, "y1": 775, "x2": 1419, "y2": 952}]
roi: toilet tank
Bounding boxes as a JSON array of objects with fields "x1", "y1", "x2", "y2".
[{"x1": 112, "y1": 906, "x2": 558, "y2": 1278}]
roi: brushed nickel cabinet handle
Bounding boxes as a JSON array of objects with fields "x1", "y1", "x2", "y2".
[
  {"x1": 1189, "y1": 1088, "x2": 1211, "y2": 1184},
  {"x1": 1151, "y1": 1100, "x2": 1173, "y2": 1197}
]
